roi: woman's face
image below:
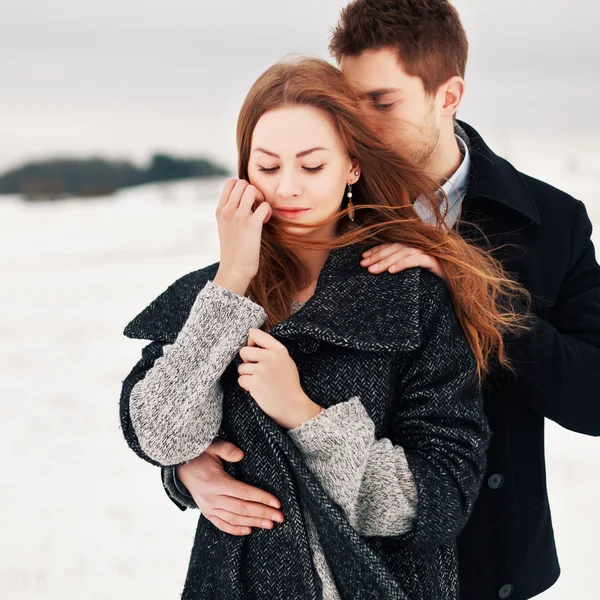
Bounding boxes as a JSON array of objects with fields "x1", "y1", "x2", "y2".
[{"x1": 248, "y1": 105, "x2": 359, "y2": 236}]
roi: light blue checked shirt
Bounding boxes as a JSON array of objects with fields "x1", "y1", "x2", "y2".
[{"x1": 413, "y1": 134, "x2": 470, "y2": 229}]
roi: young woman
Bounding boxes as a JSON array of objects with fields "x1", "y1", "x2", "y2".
[{"x1": 120, "y1": 58, "x2": 528, "y2": 600}]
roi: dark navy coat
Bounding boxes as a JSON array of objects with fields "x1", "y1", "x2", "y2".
[{"x1": 455, "y1": 122, "x2": 600, "y2": 600}]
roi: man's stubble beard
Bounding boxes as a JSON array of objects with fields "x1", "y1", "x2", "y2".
[{"x1": 389, "y1": 108, "x2": 440, "y2": 170}]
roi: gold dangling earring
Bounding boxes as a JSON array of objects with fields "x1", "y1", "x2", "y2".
[{"x1": 346, "y1": 183, "x2": 355, "y2": 221}]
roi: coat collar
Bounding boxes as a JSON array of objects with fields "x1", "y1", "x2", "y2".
[
  {"x1": 269, "y1": 244, "x2": 422, "y2": 352},
  {"x1": 124, "y1": 244, "x2": 423, "y2": 353},
  {"x1": 456, "y1": 120, "x2": 541, "y2": 226}
]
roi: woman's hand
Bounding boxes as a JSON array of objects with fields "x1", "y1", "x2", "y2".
[
  {"x1": 238, "y1": 329, "x2": 322, "y2": 430},
  {"x1": 213, "y1": 179, "x2": 272, "y2": 296}
]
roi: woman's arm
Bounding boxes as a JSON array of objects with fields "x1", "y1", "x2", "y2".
[
  {"x1": 120, "y1": 280, "x2": 267, "y2": 466},
  {"x1": 289, "y1": 271, "x2": 489, "y2": 545},
  {"x1": 288, "y1": 397, "x2": 418, "y2": 537}
]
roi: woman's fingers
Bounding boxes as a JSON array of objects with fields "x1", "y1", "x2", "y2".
[
  {"x1": 222, "y1": 179, "x2": 249, "y2": 214},
  {"x1": 217, "y1": 178, "x2": 238, "y2": 211},
  {"x1": 237, "y1": 362, "x2": 256, "y2": 376},
  {"x1": 219, "y1": 180, "x2": 271, "y2": 227},
  {"x1": 251, "y1": 198, "x2": 273, "y2": 224},
  {"x1": 239, "y1": 346, "x2": 268, "y2": 363},
  {"x1": 215, "y1": 179, "x2": 268, "y2": 286},
  {"x1": 247, "y1": 328, "x2": 283, "y2": 350},
  {"x1": 239, "y1": 184, "x2": 265, "y2": 215}
]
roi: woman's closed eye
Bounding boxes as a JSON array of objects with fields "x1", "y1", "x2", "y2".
[{"x1": 257, "y1": 165, "x2": 325, "y2": 174}]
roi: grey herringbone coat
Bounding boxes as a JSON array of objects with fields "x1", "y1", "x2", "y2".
[{"x1": 120, "y1": 243, "x2": 490, "y2": 600}]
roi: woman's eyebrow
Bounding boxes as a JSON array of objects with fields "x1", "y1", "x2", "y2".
[{"x1": 253, "y1": 147, "x2": 329, "y2": 159}]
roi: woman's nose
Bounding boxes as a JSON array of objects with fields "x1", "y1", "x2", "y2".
[{"x1": 276, "y1": 172, "x2": 302, "y2": 199}]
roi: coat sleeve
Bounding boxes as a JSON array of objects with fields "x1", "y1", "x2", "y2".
[
  {"x1": 160, "y1": 465, "x2": 198, "y2": 511},
  {"x1": 119, "y1": 280, "x2": 267, "y2": 467},
  {"x1": 509, "y1": 200, "x2": 600, "y2": 436},
  {"x1": 389, "y1": 272, "x2": 490, "y2": 549}
]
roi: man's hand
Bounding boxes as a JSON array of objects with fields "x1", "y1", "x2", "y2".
[
  {"x1": 361, "y1": 242, "x2": 444, "y2": 279},
  {"x1": 176, "y1": 439, "x2": 285, "y2": 536}
]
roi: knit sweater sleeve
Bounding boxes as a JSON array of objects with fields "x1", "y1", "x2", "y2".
[
  {"x1": 122, "y1": 280, "x2": 267, "y2": 466},
  {"x1": 288, "y1": 397, "x2": 418, "y2": 537}
]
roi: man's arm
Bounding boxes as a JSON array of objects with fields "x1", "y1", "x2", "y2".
[
  {"x1": 508, "y1": 200, "x2": 600, "y2": 436},
  {"x1": 363, "y1": 201, "x2": 600, "y2": 436},
  {"x1": 160, "y1": 441, "x2": 286, "y2": 536}
]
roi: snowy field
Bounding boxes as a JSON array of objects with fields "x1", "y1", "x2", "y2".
[{"x1": 1, "y1": 156, "x2": 599, "y2": 599}]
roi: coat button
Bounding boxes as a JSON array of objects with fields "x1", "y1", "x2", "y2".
[
  {"x1": 498, "y1": 584, "x2": 514, "y2": 598},
  {"x1": 488, "y1": 473, "x2": 504, "y2": 489}
]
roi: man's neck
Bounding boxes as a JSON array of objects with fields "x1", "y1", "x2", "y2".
[{"x1": 425, "y1": 125, "x2": 463, "y2": 187}]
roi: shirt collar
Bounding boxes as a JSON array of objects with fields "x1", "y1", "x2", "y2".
[{"x1": 443, "y1": 135, "x2": 470, "y2": 204}]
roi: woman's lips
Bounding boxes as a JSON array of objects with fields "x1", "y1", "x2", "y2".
[{"x1": 275, "y1": 208, "x2": 310, "y2": 219}]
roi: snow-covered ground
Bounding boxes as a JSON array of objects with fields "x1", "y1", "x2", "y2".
[{"x1": 0, "y1": 160, "x2": 598, "y2": 599}]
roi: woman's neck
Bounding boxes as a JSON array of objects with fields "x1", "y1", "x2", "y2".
[{"x1": 294, "y1": 248, "x2": 330, "y2": 302}]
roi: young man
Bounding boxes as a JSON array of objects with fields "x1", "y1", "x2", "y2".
[{"x1": 157, "y1": 1, "x2": 600, "y2": 598}]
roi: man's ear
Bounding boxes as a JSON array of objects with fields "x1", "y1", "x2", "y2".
[{"x1": 439, "y1": 76, "x2": 465, "y2": 118}]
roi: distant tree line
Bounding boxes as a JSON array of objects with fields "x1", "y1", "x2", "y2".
[{"x1": 0, "y1": 153, "x2": 230, "y2": 200}]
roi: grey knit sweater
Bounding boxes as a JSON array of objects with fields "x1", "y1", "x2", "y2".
[{"x1": 129, "y1": 280, "x2": 419, "y2": 599}]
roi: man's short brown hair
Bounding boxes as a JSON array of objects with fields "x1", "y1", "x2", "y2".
[{"x1": 329, "y1": 0, "x2": 468, "y2": 95}]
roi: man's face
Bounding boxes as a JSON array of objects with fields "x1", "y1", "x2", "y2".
[{"x1": 340, "y1": 48, "x2": 441, "y2": 168}]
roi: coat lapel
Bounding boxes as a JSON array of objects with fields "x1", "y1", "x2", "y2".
[
  {"x1": 123, "y1": 244, "x2": 423, "y2": 353},
  {"x1": 269, "y1": 245, "x2": 422, "y2": 352}
]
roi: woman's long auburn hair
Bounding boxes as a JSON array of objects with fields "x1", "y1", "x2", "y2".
[{"x1": 237, "y1": 57, "x2": 529, "y2": 380}]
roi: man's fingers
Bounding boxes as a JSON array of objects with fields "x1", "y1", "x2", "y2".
[
  {"x1": 214, "y1": 496, "x2": 284, "y2": 523},
  {"x1": 205, "y1": 515, "x2": 252, "y2": 536},
  {"x1": 361, "y1": 243, "x2": 405, "y2": 265},
  {"x1": 368, "y1": 249, "x2": 418, "y2": 273},
  {"x1": 211, "y1": 509, "x2": 275, "y2": 530},
  {"x1": 388, "y1": 254, "x2": 443, "y2": 278},
  {"x1": 206, "y1": 439, "x2": 245, "y2": 462},
  {"x1": 224, "y1": 479, "x2": 282, "y2": 509},
  {"x1": 362, "y1": 243, "x2": 391, "y2": 259}
]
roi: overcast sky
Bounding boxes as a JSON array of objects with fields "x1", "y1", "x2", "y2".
[{"x1": 1, "y1": 0, "x2": 599, "y2": 171}]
